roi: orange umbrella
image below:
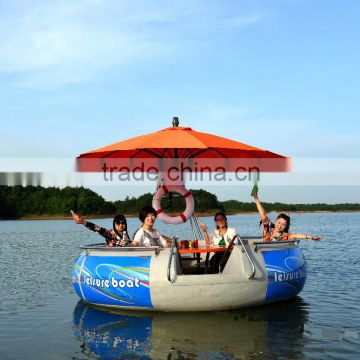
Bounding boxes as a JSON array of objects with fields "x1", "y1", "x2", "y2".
[{"x1": 76, "y1": 118, "x2": 290, "y2": 173}]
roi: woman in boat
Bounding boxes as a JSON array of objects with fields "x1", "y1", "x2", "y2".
[
  {"x1": 200, "y1": 212, "x2": 237, "y2": 273},
  {"x1": 252, "y1": 187, "x2": 321, "y2": 242},
  {"x1": 200, "y1": 212, "x2": 237, "y2": 246},
  {"x1": 71, "y1": 210, "x2": 131, "y2": 247},
  {"x1": 129, "y1": 206, "x2": 171, "y2": 247}
]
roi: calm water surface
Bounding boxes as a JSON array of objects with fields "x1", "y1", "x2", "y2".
[{"x1": 0, "y1": 213, "x2": 359, "y2": 359}]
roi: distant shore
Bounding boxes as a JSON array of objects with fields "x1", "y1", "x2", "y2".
[
  {"x1": 2, "y1": 186, "x2": 360, "y2": 220},
  {"x1": 5, "y1": 209, "x2": 359, "y2": 220}
]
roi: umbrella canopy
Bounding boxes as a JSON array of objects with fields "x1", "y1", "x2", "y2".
[{"x1": 76, "y1": 119, "x2": 290, "y2": 173}]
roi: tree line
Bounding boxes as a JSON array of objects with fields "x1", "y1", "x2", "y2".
[
  {"x1": 0, "y1": 185, "x2": 359, "y2": 219},
  {"x1": 0, "y1": 186, "x2": 223, "y2": 219},
  {"x1": 221, "y1": 199, "x2": 360, "y2": 213}
]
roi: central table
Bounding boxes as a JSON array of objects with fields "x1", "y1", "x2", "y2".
[{"x1": 178, "y1": 245, "x2": 227, "y2": 273}]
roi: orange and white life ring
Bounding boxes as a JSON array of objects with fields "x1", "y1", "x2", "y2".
[{"x1": 152, "y1": 185, "x2": 194, "y2": 224}]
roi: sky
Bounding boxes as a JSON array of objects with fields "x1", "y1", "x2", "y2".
[{"x1": 0, "y1": 0, "x2": 359, "y2": 203}]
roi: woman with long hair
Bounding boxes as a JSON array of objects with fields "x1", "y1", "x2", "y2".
[
  {"x1": 71, "y1": 211, "x2": 130, "y2": 247},
  {"x1": 200, "y1": 212, "x2": 237, "y2": 273},
  {"x1": 252, "y1": 187, "x2": 321, "y2": 242},
  {"x1": 200, "y1": 212, "x2": 237, "y2": 246}
]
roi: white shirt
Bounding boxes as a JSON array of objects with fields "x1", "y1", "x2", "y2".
[
  {"x1": 210, "y1": 227, "x2": 237, "y2": 246},
  {"x1": 133, "y1": 228, "x2": 167, "y2": 247}
]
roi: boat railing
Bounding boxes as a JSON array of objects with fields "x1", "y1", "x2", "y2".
[
  {"x1": 79, "y1": 244, "x2": 162, "y2": 255},
  {"x1": 167, "y1": 236, "x2": 178, "y2": 283},
  {"x1": 233, "y1": 234, "x2": 256, "y2": 279},
  {"x1": 79, "y1": 242, "x2": 105, "y2": 248},
  {"x1": 241, "y1": 238, "x2": 300, "y2": 252}
]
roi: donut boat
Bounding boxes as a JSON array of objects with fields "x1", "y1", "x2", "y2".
[{"x1": 72, "y1": 236, "x2": 307, "y2": 311}]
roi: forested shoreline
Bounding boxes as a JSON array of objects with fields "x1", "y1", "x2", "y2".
[{"x1": 1, "y1": 185, "x2": 359, "y2": 219}]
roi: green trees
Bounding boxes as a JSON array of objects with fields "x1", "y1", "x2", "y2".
[
  {"x1": 0, "y1": 185, "x2": 114, "y2": 219},
  {"x1": 114, "y1": 193, "x2": 154, "y2": 215},
  {"x1": 0, "y1": 186, "x2": 17, "y2": 218},
  {"x1": 0, "y1": 185, "x2": 359, "y2": 219},
  {"x1": 192, "y1": 189, "x2": 224, "y2": 213},
  {"x1": 221, "y1": 200, "x2": 257, "y2": 213},
  {"x1": 112, "y1": 190, "x2": 224, "y2": 215}
]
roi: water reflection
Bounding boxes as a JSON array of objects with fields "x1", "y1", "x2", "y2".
[{"x1": 73, "y1": 298, "x2": 309, "y2": 359}]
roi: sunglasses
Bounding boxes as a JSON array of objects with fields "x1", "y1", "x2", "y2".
[
  {"x1": 215, "y1": 218, "x2": 226, "y2": 222},
  {"x1": 115, "y1": 221, "x2": 126, "y2": 225}
]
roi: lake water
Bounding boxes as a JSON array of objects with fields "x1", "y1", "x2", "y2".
[{"x1": 0, "y1": 213, "x2": 359, "y2": 359}]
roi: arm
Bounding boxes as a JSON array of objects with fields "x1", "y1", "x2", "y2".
[
  {"x1": 71, "y1": 210, "x2": 85, "y2": 224},
  {"x1": 85, "y1": 222, "x2": 115, "y2": 240},
  {"x1": 253, "y1": 194, "x2": 268, "y2": 221},
  {"x1": 160, "y1": 235, "x2": 172, "y2": 248},
  {"x1": 200, "y1": 223, "x2": 211, "y2": 246},
  {"x1": 226, "y1": 228, "x2": 237, "y2": 244},
  {"x1": 161, "y1": 235, "x2": 172, "y2": 242},
  {"x1": 161, "y1": 235, "x2": 172, "y2": 248},
  {"x1": 288, "y1": 233, "x2": 321, "y2": 241},
  {"x1": 130, "y1": 228, "x2": 142, "y2": 247},
  {"x1": 71, "y1": 210, "x2": 113, "y2": 241}
]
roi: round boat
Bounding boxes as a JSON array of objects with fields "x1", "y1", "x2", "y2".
[{"x1": 72, "y1": 237, "x2": 307, "y2": 311}]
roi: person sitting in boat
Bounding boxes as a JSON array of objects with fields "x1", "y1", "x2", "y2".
[
  {"x1": 251, "y1": 186, "x2": 321, "y2": 242},
  {"x1": 200, "y1": 212, "x2": 237, "y2": 273},
  {"x1": 129, "y1": 206, "x2": 171, "y2": 247},
  {"x1": 71, "y1": 210, "x2": 131, "y2": 247},
  {"x1": 200, "y1": 212, "x2": 237, "y2": 246}
]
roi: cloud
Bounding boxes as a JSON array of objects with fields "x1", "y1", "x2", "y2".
[
  {"x1": 0, "y1": 1, "x2": 165, "y2": 87},
  {"x1": 180, "y1": 102, "x2": 309, "y2": 136},
  {"x1": 170, "y1": 101, "x2": 360, "y2": 158},
  {"x1": 0, "y1": 0, "x2": 264, "y2": 88},
  {"x1": 226, "y1": 13, "x2": 265, "y2": 27}
]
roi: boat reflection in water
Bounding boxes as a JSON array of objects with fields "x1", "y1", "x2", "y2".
[{"x1": 73, "y1": 298, "x2": 309, "y2": 359}]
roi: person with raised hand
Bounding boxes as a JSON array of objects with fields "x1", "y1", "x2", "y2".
[
  {"x1": 71, "y1": 210, "x2": 131, "y2": 247},
  {"x1": 251, "y1": 186, "x2": 321, "y2": 242},
  {"x1": 200, "y1": 212, "x2": 237, "y2": 246},
  {"x1": 200, "y1": 212, "x2": 237, "y2": 273}
]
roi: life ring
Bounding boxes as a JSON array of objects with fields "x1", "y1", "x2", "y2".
[{"x1": 152, "y1": 185, "x2": 194, "y2": 224}]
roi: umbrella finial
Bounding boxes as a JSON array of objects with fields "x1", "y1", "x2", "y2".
[{"x1": 172, "y1": 116, "x2": 179, "y2": 127}]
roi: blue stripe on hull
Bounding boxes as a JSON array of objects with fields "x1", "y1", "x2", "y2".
[
  {"x1": 72, "y1": 255, "x2": 153, "y2": 308},
  {"x1": 263, "y1": 247, "x2": 307, "y2": 302}
]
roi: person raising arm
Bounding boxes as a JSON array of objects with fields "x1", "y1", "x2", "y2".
[
  {"x1": 200, "y1": 212, "x2": 237, "y2": 246},
  {"x1": 71, "y1": 210, "x2": 130, "y2": 247},
  {"x1": 252, "y1": 187, "x2": 321, "y2": 242},
  {"x1": 200, "y1": 212, "x2": 238, "y2": 273}
]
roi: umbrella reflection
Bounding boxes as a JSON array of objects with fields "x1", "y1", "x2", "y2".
[{"x1": 73, "y1": 298, "x2": 309, "y2": 359}]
